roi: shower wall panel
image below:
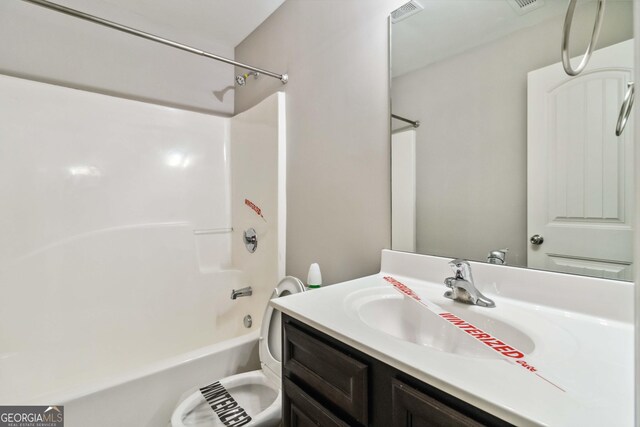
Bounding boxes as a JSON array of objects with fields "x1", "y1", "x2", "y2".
[
  {"x1": 0, "y1": 73, "x2": 240, "y2": 402},
  {"x1": 230, "y1": 92, "x2": 286, "y2": 330}
]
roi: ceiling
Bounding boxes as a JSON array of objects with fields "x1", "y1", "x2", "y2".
[
  {"x1": 54, "y1": 0, "x2": 286, "y2": 51},
  {"x1": 391, "y1": 0, "x2": 571, "y2": 77}
]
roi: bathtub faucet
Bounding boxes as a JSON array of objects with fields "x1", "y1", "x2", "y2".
[{"x1": 231, "y1": 287, "x2": 253, "y2": 300}]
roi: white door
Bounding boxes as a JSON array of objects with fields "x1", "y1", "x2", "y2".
[{"x1": 528, "y1": 40, "x2": 634, "y2": 280}]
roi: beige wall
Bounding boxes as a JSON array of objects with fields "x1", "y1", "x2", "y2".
[
  {"x1": 235, "y1": 0, "x2": 405, "y2": 284},
  {"x1": 392, "y1": 2, "x2": 633, "y2": 267}
]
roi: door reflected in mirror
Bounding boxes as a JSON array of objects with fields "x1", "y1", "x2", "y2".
[{"x1": 390, "y1": 0, "x2": 634, "y2": 280}]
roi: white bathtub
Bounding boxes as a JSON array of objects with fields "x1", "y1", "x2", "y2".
[
  {"x1": 3, "y1": 321, "x2": 262, "y2": 427},
  {"x1": 0, "y1": 224, "x2": 274, "y2": 427},
  {"x1": 60, "y1": 330, "x2": 260, "y2": 427}
]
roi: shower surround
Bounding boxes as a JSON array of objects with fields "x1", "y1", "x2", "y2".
[{"x1": 0, "y1": 74, "x2": 286, "y2": 425}]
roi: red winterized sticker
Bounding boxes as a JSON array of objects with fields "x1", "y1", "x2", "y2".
[
  {"x1": 383, "y1": 276, "x2": 565, "y2": 392},
  {"x1": 245, "y1": 199, "x2": 266, "y2": 221},
  {"x1": 438, "y1": 312, "x2": 525, "y2": 360}
]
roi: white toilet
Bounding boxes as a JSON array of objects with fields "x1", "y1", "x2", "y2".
[{"x1": 171, "y1": 277, "x2": 305, "y2": 427}]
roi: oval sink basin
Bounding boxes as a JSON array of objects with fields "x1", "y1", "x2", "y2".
[{"x1": 347, "y1": 288, "x2": 535, "y2": 359}]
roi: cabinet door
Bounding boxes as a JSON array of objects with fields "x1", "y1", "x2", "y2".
[
  {"x1": 391, "y1": 379, "x2": 483, "y2": 427},
  {"x1": 284, "y1": 322, "x2": 368, "y2": 424},
  {"x1": 284, "y1": 377, "x2": 350, "y2": 427}
]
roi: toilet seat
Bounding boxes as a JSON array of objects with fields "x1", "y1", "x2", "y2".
[
  {"x1": 171, "y1": 371, "x2": 280, "y2": 427},
  {"x1": 259, "y1": 276, "x2": 305, "y2": 384},
  {"x1": 171, "y1": 276, "x2": 305, "y2": 427}
]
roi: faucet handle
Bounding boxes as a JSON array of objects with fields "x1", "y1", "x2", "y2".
[
  {"x1": 449, "y1": 258, "x2": 470, "y2": 268},
  {"x1": 444, "y1": 277, "x2": 456, "y2": 288},
  {"x1": 448, "y1": 259, "x2": 473, "y2": 282}
]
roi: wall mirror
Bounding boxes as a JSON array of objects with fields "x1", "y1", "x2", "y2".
[{"x1": 390, "y1": 0, "x2": 634, "y2": 280}]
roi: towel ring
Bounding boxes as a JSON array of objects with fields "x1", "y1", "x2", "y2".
[
  {"x1": 561, "y1": 0, "x2": 606, "y2": 76},
  {"x1": 616, "y1": 82, "x2": 634, "y2": 137}
]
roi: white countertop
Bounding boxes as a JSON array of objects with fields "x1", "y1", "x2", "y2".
[{"x1": 272, "y1": 251, "x2": 634, "y2": 427}]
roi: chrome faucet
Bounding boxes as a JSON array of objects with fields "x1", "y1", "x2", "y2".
[
  {"x1": 231, "y1": 286, "x2": 253, "y2": 300},
  {"x1": 444, "y1": 259, "x2": 495, "y2": 308},
  {"x1": 487, "y1": 248, "x2": 508, "y2": 265}
]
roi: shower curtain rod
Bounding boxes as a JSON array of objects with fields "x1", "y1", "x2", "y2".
[
  {"x1": 392, "y1": 114, "x2": 420, "y2": 128},
  {"x1": 20, "y1": 0, "x2": 289, "y2": 84}
]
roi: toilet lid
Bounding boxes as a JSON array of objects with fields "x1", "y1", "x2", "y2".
[{"x1": 259, "y1": 276, "x2": 305, "y2": 381}]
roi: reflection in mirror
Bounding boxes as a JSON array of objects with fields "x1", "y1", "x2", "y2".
[{"x1": 390, "y1": 0, "x2": 633, "y2": 280}]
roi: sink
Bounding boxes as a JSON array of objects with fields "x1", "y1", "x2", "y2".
[{"x1": 345, "y1": 287, "x2": 535, "y2": 359}]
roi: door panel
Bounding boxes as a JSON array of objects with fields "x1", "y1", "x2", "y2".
[{"x1": 527, "y1": 40, "x2": 633, "y2": 280}]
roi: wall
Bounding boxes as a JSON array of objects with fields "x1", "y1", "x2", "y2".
[
  {"x1": 0, "y1": 0, "x2": 234, "y2": 115},
  {"x1": 234, "y1": 0, "x2": 405, "y2": 285},
  {"x1": 391, "y1": 2, "x2": 633, "y2": 266}
]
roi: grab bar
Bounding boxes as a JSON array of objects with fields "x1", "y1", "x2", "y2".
[
  {"x1": 616, "y1": 82, "x2": 635, "y2": 136},
  {"x1": 561, "y1": 0, "x2": 606, "y2": 76}
]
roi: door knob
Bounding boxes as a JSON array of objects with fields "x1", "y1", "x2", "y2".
[{"x1": 530, "y1": 234, "x2": 544, "y2": 245}]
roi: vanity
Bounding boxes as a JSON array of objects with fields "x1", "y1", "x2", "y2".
[
  {"x1": 272, "y1": 250, "x2": 634, "y2": 426},
  {"x1": 281, "y1": 315, "x2": 510, "y2": 426}
]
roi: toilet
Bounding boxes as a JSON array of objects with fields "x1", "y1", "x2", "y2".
[{"x1": 171, "y1": 276, "x2": 305, "y2": 427}]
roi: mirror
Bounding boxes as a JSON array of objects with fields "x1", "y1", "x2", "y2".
[{"x1": 390, "y1": 0, "x2": 634, "y2": 280}]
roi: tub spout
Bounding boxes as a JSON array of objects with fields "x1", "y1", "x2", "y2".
[{"x1": 231, "y1": 287, "x2": 253, "y2": 300}]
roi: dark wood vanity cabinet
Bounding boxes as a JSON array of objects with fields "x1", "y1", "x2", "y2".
[
  {"x1": 282, "y1": 315, "x2": 513, "y2": 427},
  {"x1": 390, "y1": 378, "x2": 484, "y2": 427}
]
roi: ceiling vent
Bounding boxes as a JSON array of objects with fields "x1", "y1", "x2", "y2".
[
  {"x1": 507, "y1": 0, "x2": 545, "y2": 15},
  {"x1": 391, "y1": 1, "x2": 424, "y2": 24}
]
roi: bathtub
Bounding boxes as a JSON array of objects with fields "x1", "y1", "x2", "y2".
[
  {"x1": 60, "y1": 331, "x2": 260, "y2": 427},
  {"x1": 1, "y1": 276, "x2": 263, "y2": 425},
  {"x1": 1, "y1": 320, "x2": 258, "y2": 426},
  {"x1": 0, "y1": 224, "x2": 273, "y2": 426}
]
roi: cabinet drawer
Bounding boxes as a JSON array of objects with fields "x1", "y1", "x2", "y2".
[
  {"x1": 284, "y1": 377, "x2": 350, "y2": 427},
  {"x1": 391, "y1": 378, "x2": 483, "y2": 427},
  {"x1": 284, "y1": 322, "x2": 368, "y2": 425}
]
